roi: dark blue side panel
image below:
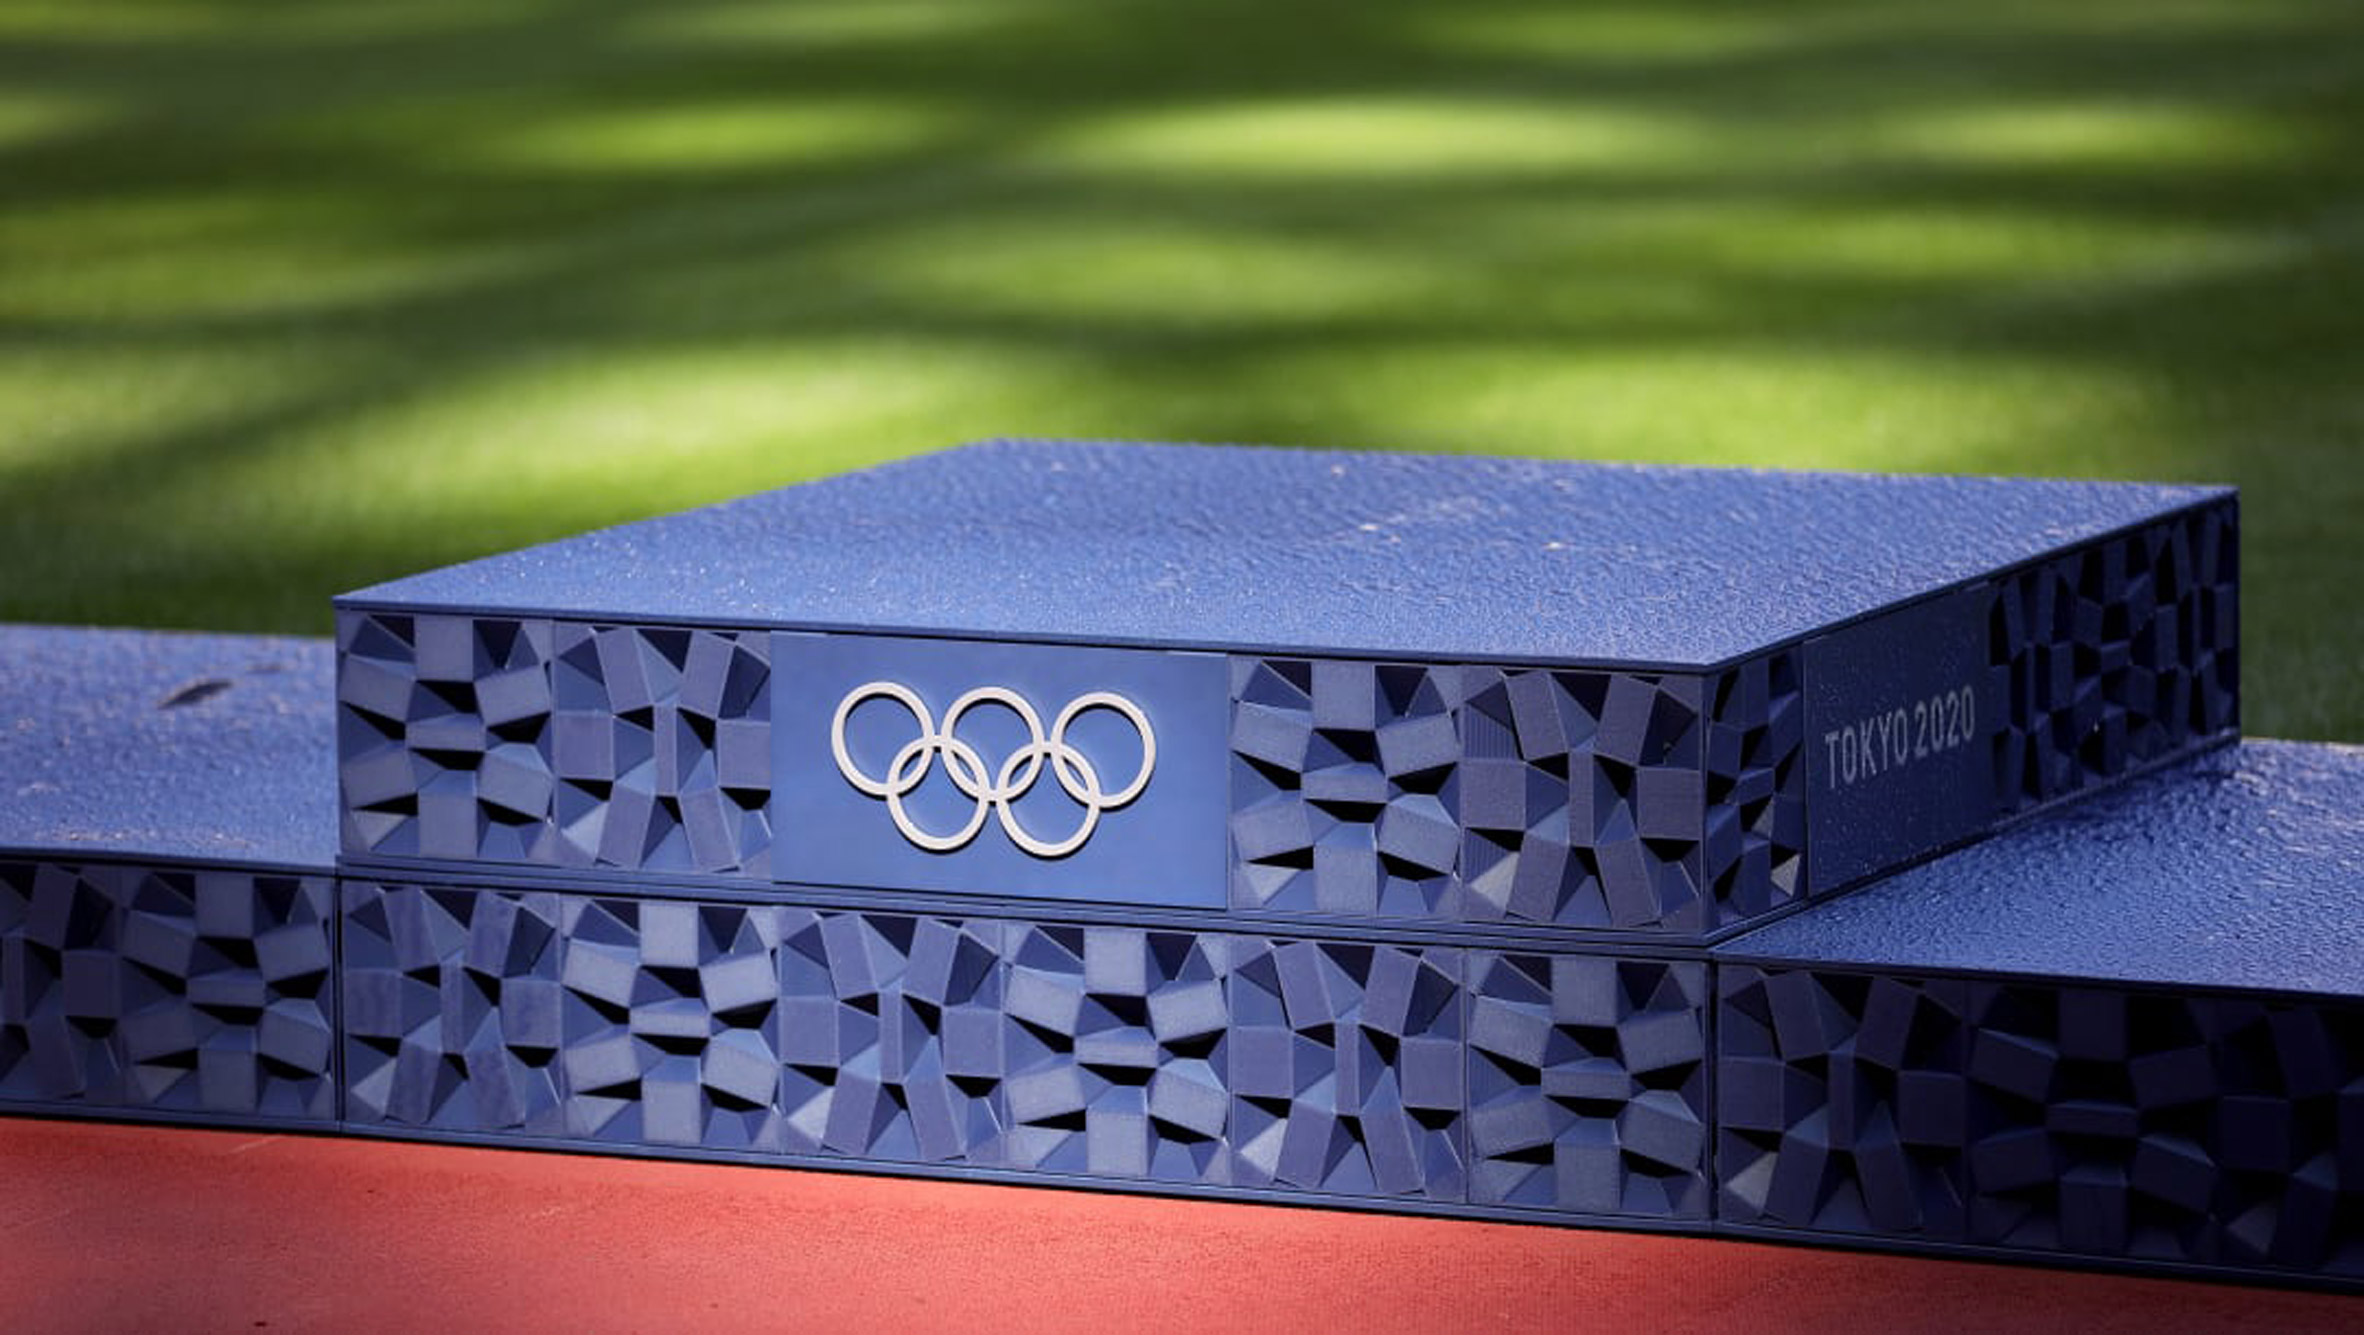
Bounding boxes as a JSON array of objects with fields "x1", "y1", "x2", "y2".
[
  {"x1": 1230, "y1": 656, "x2": 1806, "y2": 936},
  {"x1": 340, "y1": 613, "x2": 775, "y2": 877},
  {"x1": 1719, "y1": 966, "x2": 1971, "y2": 1239},
  {"x1": 1229, "y1": 659, "x2": 1790, "y2": 935},
  {"x1": 1468, "y1": 952, "x2": 1710, "y2": 1217},
  {"x1": 1804, "y1": 586, "x2": 1996, "y2": 892},
  {"x1": 0, "y1": 860, "x2": 336, "y2": 1124},
  {"x1": 771, "y1": 634, "x2": 1229, "y2": 909},
  {"x1": 339, "y1": 879, "x2": 1712, "y2": 1223},
  {"x1": 1986, "y1": 501, "x2": 2239, "y2": 813},
  {"x1": 1718, "y1": 964, "x2": 2364, "y2": 1282}
]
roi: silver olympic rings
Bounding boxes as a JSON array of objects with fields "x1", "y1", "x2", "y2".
[{"x1": 830, "y1": 681, "x2": 1156, "y2": 858}]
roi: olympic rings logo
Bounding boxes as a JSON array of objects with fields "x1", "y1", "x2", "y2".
[{"x1": 830, "y1": 682, "x2": 1156, "y2": 859}]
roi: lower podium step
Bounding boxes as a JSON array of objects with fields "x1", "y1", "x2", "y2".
[
  {"x1": 0, "y1": 627, "x2": 338, "y2": 1126},
  {"x1": 11, "y1": 628, "x2": 2364, "y2": 1286},
  {"x1": 339, "y1": 878, "x2": 1714, "y2": 1225},
  {"x1": 1713, "y1": 740, "x2": 2364, "y2": 1286}
]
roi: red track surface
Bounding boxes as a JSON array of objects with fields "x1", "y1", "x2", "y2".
[{"x1": 2, "y1": 1116, "x2": 2357, "y2": 1333}]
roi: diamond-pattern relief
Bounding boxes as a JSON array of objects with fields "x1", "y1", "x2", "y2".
[
  {"x1": 1702, "y1": 652, "x2": 1807, "y2": 924},
  {"x1": 1230, "y1": 657, "x2": 1714, "y2": 932},
  {"x1": 1467, "y1": 952, "x2": 1710, "y2": 1218},
  {"x1": 1717, "y1": 966, "x2": 1968, "y2": 1238},
  {"x1": 338, "y1": 613, "x2": 771, "y2": 877},
  {"x1": 777, "y1": 909, "x2": 1006, "y2": 1165},
  {"x1": 551, "y1": 625, "x2": 771, "y2": 876},
  {"x1": 1230, "y1": 659, "x2": 1463, "y2": 917},
  {"x1": 0, "y1": 860, "x2": 333, "y2": 1121},
  {"x1": 1966, "y1": 984, "x2": 2364, "y2": 1275},
  {"x1": 336, "y1": 881, "x2": 1708, "y2": 1221},
  {"x1": 1228, "y1": 939, "x2": 1465, "y2": 1200},
  {"x1": 1987, "y1": 504, "x2": 2239, "y2": 814},
  {"x1": 559, "y1": 897, "x2": 786, "y2": 1150},
  {"x1": 340, "y1": 613, "x2": 557, "y2": 863},
  {"x1": 1459, "y1": 668, "x2": 1706, "y2": 931},
  {"x1": 342, "y1": 882, "x2": 567, "y2": 1134},
  {"x1": 1001, "y1": 925, "x2": 1232, "y2": 1184}
]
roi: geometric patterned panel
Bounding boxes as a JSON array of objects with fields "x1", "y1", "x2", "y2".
[
  {"x1": 1229, "y1": 659, "x2": 1463, "y2": 917},
  {"x1": 1717, "y1": 966, "x2": 1968, "y2": 1238},
  {"x1": 1987, "y1": 503, "x2": 2239, "y2": 814},
  {"x1": 1000, "y1": 924, "x2": 1232, "y2": 1185},
  {"x1": 0, "y1": 860, "x2": 334, "y2": 1122},
  {"x1": 338, "y1": 612, "x2": 771, "y2": 876},
  {"x1": 341, "y1": 882, "x2": 566, "y2": 1135},
  {"x1": 558, "y1": 897, "x2": 785, "y2": 1150},
  {"x1": 340, "y1": 880, "x2": 1707, "y2": 1224},
  {"x1": 1466, "y1": 952, "x2": 1710, "y2": 1218},
  {"x1": 1701, "y1": 651, "x2": 1807, "y2": 926},
  {"x1": 1458, "y1": 669, "x2": 1706, "y2": 932},
  {"x1": 1717, "y1": 966, "x2": 2364, "y2": 1282},
  {"x1": 550, "y1": 625, "x2": 771, "y2": 875},
  {"x1": 1231, "y1": 658, "x2": 1715, "y2": 933},
  {"x1": 1228, "y1": 939, "x2": 1464, "y2": 1201},
  {"x1": 339, "y1": 613, "x2": 557, "y2": 863},
  {"x1": 777, "y1": 909, "x2": 1005, "y2": 1166},
  {"x1": 1966, "y1": 984, "x2": 2364, "y2": 1276}
]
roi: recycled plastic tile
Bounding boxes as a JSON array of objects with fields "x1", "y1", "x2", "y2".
[
  {"x1": 1986, "y1": 503, "x2": 2239, "y2": 813},
  {"x1": 1717, "y1": 966, "x2": 1969, "y2": 1238},
  {"x1": 775, "y1": 909, "x2": 1006, "y2": 1166},
  {"x1": 341, "y1": 882, "x2": 566, "y2": 1136},
  {"x1": 999, "y1": 924, "x2": 1233, "y2": 1185},
  {"x1": 1225, "y1": 939, "x2": 1466, "y2": 1201},
  {"x1": 1466, "y1": 952, "x2": 1712, "y2": 1219}
]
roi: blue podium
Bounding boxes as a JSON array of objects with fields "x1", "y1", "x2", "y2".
[{"x1": 3, "y1": 440, "x2": 2350, "y2": 1287}]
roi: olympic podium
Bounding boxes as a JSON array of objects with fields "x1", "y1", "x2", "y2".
[{"x1": 6, "y1": 439, "x2": 2359, "y2": 1287}]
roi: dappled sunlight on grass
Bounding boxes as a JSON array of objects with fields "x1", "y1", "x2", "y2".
[
  {"x1": 1402, "y1": 0, "x2": 2332, "y2": 63},
  {"x1": 0, "y1": 0, "x2": 229, "y2": 41},
  {"x1": 228, "y1": 340, "x2": 1109, "y2": 520},
  {"x1": 0, "y1": 90, "x2": 110, "y2": 151},
  {"x1": 624, "y1": 0, "x2": 1050, "y2": 50},
  {"x1": 0, "y1": 0, "x2": 2357, "y2": 737},
  {"x1": 1029, "y1": 97, "x2": 1715, "y2": 182},
  {"x1": 840, "y1": 211, "x2": 1454, "y2": 326},
  {"x1": 1204, "y1": 343, "x2": 2190, "y2": 476},
  {"x1": 1869, "y1": 103, "x2": 2322, "y2": 171},
  {"x1": 460, "y1": 98, "x2": 969, "y2": 175},
  {"x1": 1569, "y1": 203, "x2": 2251, "y2": 287},
  {"x1": 0, "y1": 346, "x2": 352, "y2": 475},
  {"x1": 1395, "y1": 6, "x2": 1794, "y2": 63},
  {"x1": 0, "y1": 219, "x2": 535, "y2": 323}
]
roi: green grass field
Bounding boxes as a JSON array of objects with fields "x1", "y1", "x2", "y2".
[{"x1": 2, "y1": 0, "x2": 2358, "y2": 737}]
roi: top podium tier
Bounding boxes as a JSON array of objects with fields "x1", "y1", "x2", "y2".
[
  {"x1": 348, "y1": 440, "x2": 2226, "y2": 670},
  {"x1": 335, "y1": 442, "x2": 2239, "y2": 940}
]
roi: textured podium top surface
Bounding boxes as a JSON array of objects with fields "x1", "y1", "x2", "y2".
[
  {"x1": 343, "y1": 441, "x2": 2229, "y2": 667},
  {"x1": 0, "y1": 626, "x2": 334, "y2": 868},
  {"x1": 1721, "y1": 741, "x2": 2364, "y2": 998}
]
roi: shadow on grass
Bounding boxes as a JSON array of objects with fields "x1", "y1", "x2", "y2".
[{"x1": 0, "y1": 0, "x2": 2358, "y2": 734}]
